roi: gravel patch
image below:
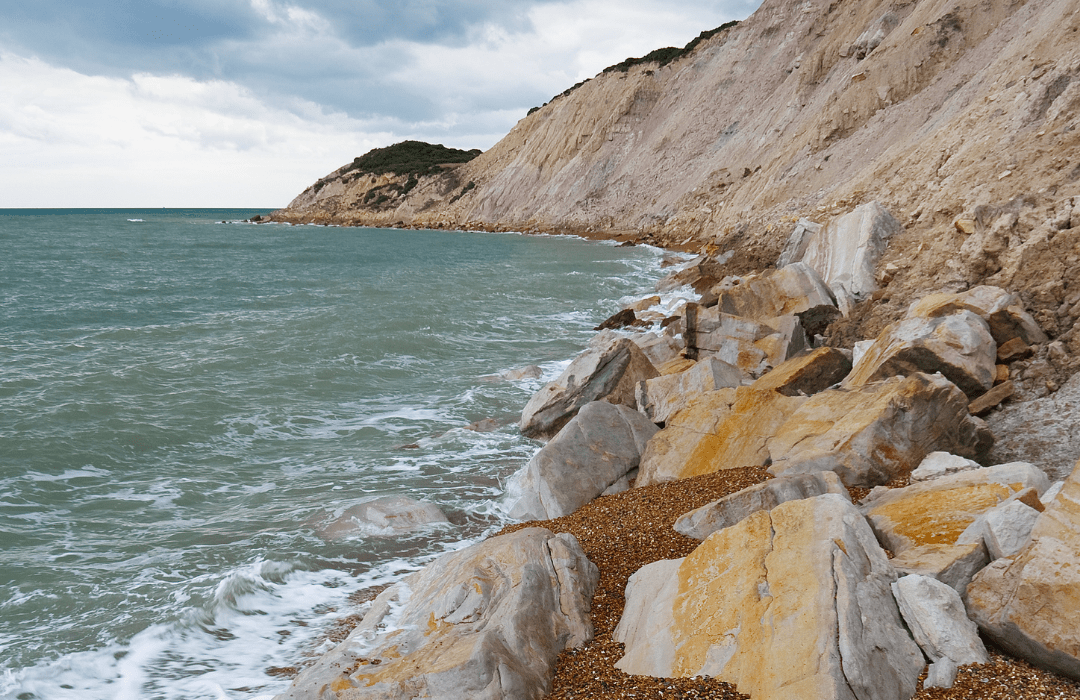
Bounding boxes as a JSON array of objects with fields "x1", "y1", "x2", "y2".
[{"x1": 498, "y1": 468, "x2": 1080, "y2": 700}]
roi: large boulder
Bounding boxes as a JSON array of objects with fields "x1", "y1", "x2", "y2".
[
  {"x1": 751, "y1": 346, "x2": 853, "y2": 397},
  {"x1": 636, "y1": 356, "x2": 746, "y2": 425},
  {"x1": 506, "y1": 401, "x2": 658, "y2": 521},
  {"x1": 684, "y1": 304, "x2": 807, "y2": 375},
  {"x1": 965, "y1": 458, "x2": 1080, "y2": 679},
  {"x1": 892, "y1": 575, "x2": 988, "y2": 689},
  {"x1": 769, "y1": 373, "x2": 993, "y2": 488},
  {"x1": 635, "y1": 388, "x2": 807, "y2": 487},
  {"x1": 862, "y1": 462, "x2": 1050, "y2": 555},
  {"x1": 315, "y1": 496, "x2": 449, "y2": 539},
  {"x1": 843, "y1": 311, "x2": 997, "y2": 398},
  {"x1": 519, "y1": 331, "x2": 659, "y2": 441},
  {"x1": 906, "y1": 285, "x2": 1047, "y2": 346},
  {"x1": 614, "y1": 494, "x2": 924, "y2": 700},
  {"x1": 713, "y1": 262, "x2": 836, "y2": 322},
  {"x1": 276, "y1": 528, "x2": 598, "y2": 700},
  {"x1": 785, "y1": 201, "x2": 902, "y2": 314},
  {"x1": 673, "y1": 471, "x2": 848, "y2": 540},
  {"x1": 861, "y1": 462, "x2": 1048, "y2": 592}
]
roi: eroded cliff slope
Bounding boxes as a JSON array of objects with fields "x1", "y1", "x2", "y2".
[{"x1": 271, "y1": 0, "x2": 1079, "y2": 339}]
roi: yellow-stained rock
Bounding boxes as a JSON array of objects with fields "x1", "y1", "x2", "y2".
[
  {"x1": 635, "y1": 388, "x2": 806, "y2": 487},
  {"x1": 891, "y1": 543, "x2": 990, "y2": 593},
  {"x1": 614, "y1": 494, "x2": 923, "y2": 699},
  {"x1": 751, "y1": 347, "x2": 852, "y2": 397},
  {"x1": 861, "y1": 462, "x2": 1050, "y2": 556},
  {"x1": 714, "y1": 262, "x2": 836, "y2": 322},
  {"x1": 966, "y1": 458, "x2": 1080, "y2": 680},
  {"x1": 769, "y1": 373, "x2": 992, "y2": 488}
]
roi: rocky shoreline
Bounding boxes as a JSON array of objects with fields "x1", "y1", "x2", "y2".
[{"x1": 273, "y1": 201, "x2": 1080, "y2": 699}]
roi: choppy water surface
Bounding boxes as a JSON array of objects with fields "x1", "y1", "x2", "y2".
[{"x1": 0, "y1": 209, "x2": 673, "y2": 699}]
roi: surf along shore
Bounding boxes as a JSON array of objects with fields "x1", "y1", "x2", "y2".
[{"x1": 270, "y1": 211, "x2": 1080, "y2": 700}]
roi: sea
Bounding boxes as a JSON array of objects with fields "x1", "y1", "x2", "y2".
[{"x1": 0, "y1": 209, "x2": 686, "y2": 700}]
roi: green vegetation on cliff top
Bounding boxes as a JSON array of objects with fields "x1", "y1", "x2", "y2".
[{"x1": 341, "y1": 141, "x2": 482, "y2": 178}]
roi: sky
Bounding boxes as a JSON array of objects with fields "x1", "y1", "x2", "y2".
[{"x1": 0, "y1": 0, "x2": 762, "y2": 208}]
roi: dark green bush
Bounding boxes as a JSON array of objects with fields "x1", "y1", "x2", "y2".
[{"x1": 341, "y1": 141, "x2": 482, "y2": 178}]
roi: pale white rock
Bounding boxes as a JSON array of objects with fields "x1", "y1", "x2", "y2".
[
  {"x1": 520, "y1": 330, "x2": 658, "y2": 440},
  {"x1": 984, "y1": 500, "x2": 1042, "y2": 559},
  {"x1": 843, "y1": 310, "x2": 997, "y2": 398},
  {"x1": 959, "y1": 498, "x2": 1042, "y2": 560},
  {"x1": 683, "y1": 305, "x2": 773, "y2": 374},
  {"x1": 1043, "y1": 480, "x2": 1066, "y2": 505},
  {"x1": 852, "y1": 339, "x2": 875, "y2": 367},
  {"x1": 631, "y1": 331, "x2": 684, "y2": 368},
  {"x1": 892, "y1": 574, "x2": 988, "y2": 668},
  {"x1": 777, "y1": 218, "x2": 823, "y2": 269},
  {"x1": 507, "y1": 401, "x2": 658, "y2": 521},
  {"x1": 636, "y1": 356, "x2": 745, "y2": 424},
  {"x1": 615, "y1": 494, "x2": 923, "y2": 700},
  {"x1": 673, "y1": 471, "x2": 848, "y2": 540},
  {"x1": 796, "y1": 201, "x2": 902, "y2": 314},
  {"x1": 911, "y1": 452, "x2": 982, "y2": 482},
  {"x1": 924, "y1": 659, "x2": 960, "y2": 689},
  {"x1": 316, "y1": 496, "x2": 449, "y2": 540},
  {"x1": 965, "y1": 458, "x2": 1080, "y2": 680},
  {"x1": 276, "y1": 528, "x2": 598, "y2": 700}
]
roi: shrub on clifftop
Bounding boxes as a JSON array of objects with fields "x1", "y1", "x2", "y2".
[{"x1": 341, "y1": 141, "x2": 482, "y2": 178}]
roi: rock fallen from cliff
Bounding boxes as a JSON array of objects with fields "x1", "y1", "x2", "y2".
[
  {"x1": 843, "y1": 309, "x2": 997, "y2": 398},
  {"x1": 636, "y1": 387, "x2": 806, "y2": 487},
  {"x1": 959, "y1": 496, "x2": 1043, "y2": 561},
  {"x1": 769, "y1": 372, "x2": 993, "y2": 488},
  {"x1": 276, "y1": 527, "x2": 598, "y2": 700},
  {"x1": 713, "y1": 261, "x2": 836, "y2": 322},
  {"x1": 892, "y1": 574, "x2": 988, "y2": 689},
  {"x1": 506, "y1": 401, "x2": 658, "y2": 521},
  {"x1": 520, "y1": 331, "x2": 658, "y2": 441},
  {"x1": 966, "y1": 458, "x2": 1080, "y2": 681},
  {"x1": 684, "y1": 304, "x2": 806, "y2": 374},
  {"x1": 315, "y1": 496, "x2": 450, "y2": 539},
  {"x1": 614, "y1": 493, "x2": 924, "y2": 700},
  {"x1": 635, "y1": 356, "x2": 746, "y2": 424},
  {"x1": 783, "y1": 201, "x2": 901, "y2": 314},
  {"x1": 861, "y1": 462, "x2": 1048, "y2": 592},
  {"x1": 906, "y1": 286, "x2": 1048, "y2": 347},
  {"x1": 673, "y1": 470, "x2": 847, "y2": 540},
  {"x1": 750, "y1": 346, "x2": 852, "y2": 397}
]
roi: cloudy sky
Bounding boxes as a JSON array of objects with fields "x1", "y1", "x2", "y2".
[{"x1": 0, "y1": 0, "x2": 762, "y2": 208}]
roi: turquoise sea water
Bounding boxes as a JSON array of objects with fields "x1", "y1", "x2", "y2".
[{"x1": 0, "y1": 209, "x2": 672, "y2": 699}]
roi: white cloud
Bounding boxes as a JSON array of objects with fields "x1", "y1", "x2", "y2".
[
  {"x1": 0, "y1": 52, "x2": 391, "y2": 207},
  {"x1": 0, "y1": 0, "x2": 757, "y2": 207}
]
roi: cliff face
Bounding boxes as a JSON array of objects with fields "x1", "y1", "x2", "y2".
[{"x1": 272, "y1": 0, "x2": 1080, "y2": 338}]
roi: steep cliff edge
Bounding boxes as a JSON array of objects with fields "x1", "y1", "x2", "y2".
[{"x1": 271, "y1": 0, "x2": 1080, "y2": 340}]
